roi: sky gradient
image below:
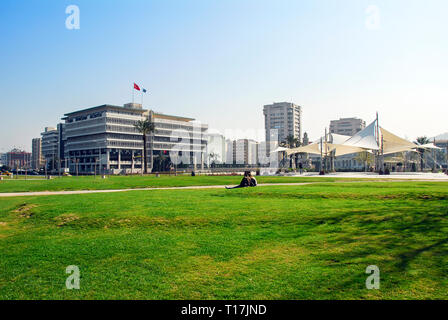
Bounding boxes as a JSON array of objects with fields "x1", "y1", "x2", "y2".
[{"x1": 1, "y1": 0, "x2": 447, "y2": 152}]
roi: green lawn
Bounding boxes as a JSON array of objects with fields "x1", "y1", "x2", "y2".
[
  {"x1": 0, "y1": 175, "x2": 362, "y2": 193},
  {"x1": 0, "y1": 181, "x2": 447, "y2": 299}
]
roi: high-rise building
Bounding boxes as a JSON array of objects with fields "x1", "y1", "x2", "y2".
[
  {"x1": 231, "y1": 139, "x2": 259, "y2": 165},
  {"x1": 61, "y1": 103, "x2": 208, "y2": 174},
  {"x1": 329, "y1": 117, "x2": 366, "y2": 136},
  {"x1": 206, "y1": 132, "x2": 226, "y2": 165},
  {"x1": 225, "y1": 139, "x2": 234, "y2": 165},
  {"x1": 248, "y1": 140, "x2": 258, "y2": 165},
  {"x1": 263, "y1": 102, "x2": 302, "y2": 144},
  {"x1": 31, "y1": 138, "x2": 44, "y2": 170},
  {"x1": 58, "y1": 123, "x2": 66, "y2": 170},
  {"x1": 41, "y1": 127, "x2": 59, "y2": 171},
  {"x1": 6, "y1": 149, "x2": 31, "y2": 169}
]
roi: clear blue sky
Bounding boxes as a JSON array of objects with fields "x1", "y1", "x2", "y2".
[{"x1": 1, "y1": 0, "x2": 447, "y2": 152}]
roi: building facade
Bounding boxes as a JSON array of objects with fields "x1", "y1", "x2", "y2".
[
  {"x1": 329, "y1": 117, "x2": 366, "y2": 136},
  {"x1": 263, "y1": 102, "x2": 302, "y2": 144},
  {"x1": 226, "y1": 139, "x2": 259, "y2": 166},
  {"x1": 206, "y1": 132, "x2": 226, "y2": 165},
  {"x1": 151, "y1": 111, "x2": 208, "y2": 171},
  {"x1": 333, "y1": 156, "x2": 365, "y2": 171},
  {"x1": 434, "y1": 133, "x2": 448, "y2": 151},
  {"x1": 6, "y1": 149, "x2": 31, "y2": 169},
  {"x1": 225, "y1": 139, "x2": 234, "y2": 165},
  {"x1": 433, "y1": 133, "x2": 448, "y2": 168},
  {"x1": 31, "y1": 138, "x2": 44, "y2": 170},
  {"x1": 0, "y1": 153, "x2": 6, "y2": 166},
  {"x1": 61, "y1": 103, "x2": 208, "y2": 174},
  {"x1": 41, "y1": 127, "x2": 59, "y2": 171}
]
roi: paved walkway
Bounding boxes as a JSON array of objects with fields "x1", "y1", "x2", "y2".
[
  {"x1": 285, "y1": 172, "x2": 448, "y2": 180},
  {"x1": 0, "y1": 182, "x2": 316, "y2": 198},
  {"x1": 1, "y1": 173, "x2": 446, "y2": 198}
]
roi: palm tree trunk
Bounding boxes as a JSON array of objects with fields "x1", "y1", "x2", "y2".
[
  {"x1": 143, "y1": 134, "x2": 148, "y2": 174},
  {"x1": 420, "y1": 152, "x2": 424, "y2": 172},
  {"x1": 150, "y1": 132, "x2": 154, "y2": 172}
]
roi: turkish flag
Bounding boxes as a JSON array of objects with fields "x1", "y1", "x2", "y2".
[{"x1": 134, "y1": 83, "x2": 140, "y2": 91}]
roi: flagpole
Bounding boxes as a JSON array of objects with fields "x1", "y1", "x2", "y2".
[{"x1": 132, "y1": 83, "x2": 134, "y2": 104}]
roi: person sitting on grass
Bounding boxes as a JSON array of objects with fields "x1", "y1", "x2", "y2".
[{"x1": 226, "y1": 171, "x2": 257, "y2": 189}]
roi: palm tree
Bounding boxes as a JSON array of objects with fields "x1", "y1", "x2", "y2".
[
  {"x1": 285, "y1": 135, "x2": 299, "y2": 168},
  {"x1": 134, "y1": 118, "x2": 155, "y2": 174},
  {"x1": 285, "y1": 135, "x2": 298, "y2": 148},
  {"x1": 355, "y1": 151, "x2": 374, "y2": 172},
  {"x1": 155, "y1": 152, "x2": 168, "y2": 172},
  {"x1": 208, "y1": 152, "x2": 217, "y2": 168},
  {"x1": 414, "y1": 136, "x2": 430, "y2": 172}
]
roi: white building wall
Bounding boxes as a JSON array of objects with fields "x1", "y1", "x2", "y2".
[
  {"x1": 235, "y1": 139, "x2": 245, "y2": 165},
  {"x1": 248, "y1": 140, "x2": 258, "y2": 165},
  {"x1": 225, "y1": 140, "x2": 234, "y2": 165},
  {"x1": 207, "y1": 133, "x2": 226, "y2": 164}
]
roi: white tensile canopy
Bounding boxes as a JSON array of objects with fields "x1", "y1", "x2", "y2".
[
  {"x1": 286, "y1": 118, "x2": 419, "y2": 157},
  {"x1": 341, "y1": 120, "x2": 380, "y2": 150},
  {"x1": 336, "y1": 120, "x2": 417, "y2": 155},
  {"x1": 270, "y1": 146, "x2": 288, "y2": 153},
  {"x1": 327, "y1": 144, "x2": 367, "y2": 157},
  {"x1": 286, "y1": 142, "x2": 325, "y2": 156},
  {"x1": 380, "y1": 127, "x2": 418, "y2": 155},
  {"x1": 286, "y1": 133, "x2": 351, "y2": 156},
  {"x1": 330, "y1": 133, "x2": 351, "y2": 145},
  {"x1": 418, "y1": 143, "x2": 443, "y2": 150}
]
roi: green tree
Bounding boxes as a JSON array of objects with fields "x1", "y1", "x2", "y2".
[
  {"x1": 285, "y1": 135, "x2": 299, "y2": 168},
  {"x1": 354, "y1": 151, "x2": 374, "y2": 172},
  {"x1": 134, "y1": 118, "x2": 155, "y2": 174},
  {"x1": 285, "y1": 135, "x2": 299, "y2": 148},
  {"x1": 208, "y1": 152, "x2": 218, "y2": 168}
]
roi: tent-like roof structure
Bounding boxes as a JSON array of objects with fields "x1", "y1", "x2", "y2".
[
  {"x1": 381, "y1": 127, "x2": 418, "y2": 155},
  {"x1": 327, "y1": 144, "x2": 367, "y2": 157},
  {"x1": 341, "y1": 120, "x2": 380, "y2": 150},
  {"x1": 418, "y1": 143, "x2": 443, "y2": 150},
  {"x1": 286, "y1": 118, "x2": 419, "y2": 157},
  {"x1": 330, "y1": 133, "x2": 351, "y2": 145},
  {"x1": 286, "y1": 142, "x2": 325, "y2": 156},
  {"x1": 270, "y1": 146, "x2": 288, "y2": 153}
]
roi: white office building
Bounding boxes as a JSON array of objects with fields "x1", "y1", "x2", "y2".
[
  {"x1": 41, "y1": 127, "x2": 59, "y2": 170},
  {"x1": 227, "y1": 139, "x2": 259, "y2": 166},
  {"x1": 330, "y1": 117, "x2": 366, "y2": 136},
  {"x1": 31, "y1": 138, "x2": 44, "y2": 170},
  {"x1": 225, "y1": 139, "x2": 234, "y2": 165},
  {"x1": 263, "y1": 102, "x2": 302, "y2": 144},
  {"x1": 62, "y1": 103, "x2": 208, "y2": 174},
  {"x1": 206, "y1": 132, "x2": 226, "y2": 165}
]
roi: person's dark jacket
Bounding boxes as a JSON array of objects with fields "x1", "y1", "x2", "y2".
[
  {"x1": 239, "y1": 177, "x2": 251, "y2": 187},
  {"x1": 239, "y1": 177, "x2": 257, "y2": 187},
  {"x1": 250, "y1": 177, "x2": 257, "y2": 187}
]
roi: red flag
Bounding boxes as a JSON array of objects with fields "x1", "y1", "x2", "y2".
[{"x1": 133, "y1": 83, "x2": 141, "y2": 91}]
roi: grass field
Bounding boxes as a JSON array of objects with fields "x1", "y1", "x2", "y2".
[
  {"x1": 0, "y1": 175, "x2": 363, "y2": 193},
  {"x1": 1, "y1": 181, "x2": 447, "y2": 299}
]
